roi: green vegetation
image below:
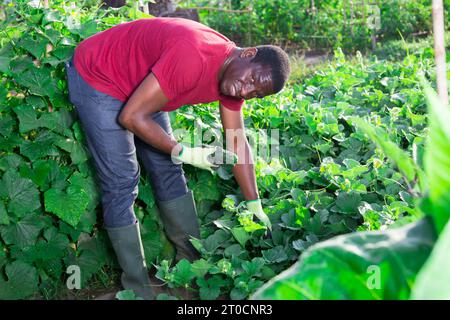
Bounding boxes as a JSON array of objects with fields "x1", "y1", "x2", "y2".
[
  {"x1": 184, "y1": 0, "x2": 449, "y2": 52},
  {"x1": 252, "y1": 81, "x2": 450, "y2": 299},
  {"x1": 156, "y1": 49, "x2": 437, "y2": 299},
  {"x1": 0, "y1": 0, "x2": 447, "y2": 300}
]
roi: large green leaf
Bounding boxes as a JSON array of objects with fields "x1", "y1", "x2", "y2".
[
  {"x1": 0, "y1": 261, "x2": 39, "y2": 299},
  {"x1": 10, "y1": 227, "x2": 69, "y2": 263},
  {"x1": 262, "y1": 246, "x2": 289, "y2": 264},
  {"x1": 20, "y1": 130, "x2": 61, "y2": 161},
  {"x1": 14, "y1": 66, "x2": 59, "y2": 98},
  {"x1": 19, "y1": 159, "x2": 70, "y2": 192},
  {"x1": 334, "y1": 191, "x2": 362, "y2": 214},
  {"x1": 38, "y1": 109, "x2": 75, "y2": 136},
  {"x1": 251, "y1": 218, "x2": 436, "y2": 300},
  {"x1": 172, "y1": 259, "x2": 196, "y2": 287},
  {"x1": 19, "y1": 161, "x2": 51, "y2": 190},
  {"x1": 422, "y1": 83, "x2": 450, "y2": 234},
  {"x1": 192, "y1": 171, "x2": 221, "y2": 202},
  {"x1": 0, "y1": 213, "x2": 46, "y2": 248},
  {"x1": 14, "y1": 104, "x2": 74, "y2": 136},
  {"x1": 45, "y1": 159, "x2": 71, "y2": 190},
  {"x1": 17, "y1": 36, "x2": 49, "y2": 59},
  {"x1": 203, "y1": 229, "x2": 231, "y2": 253},
  {"x1": 44, "y1": 184, "x2": 90, "y2": 227},
  {"x1": 197, "y1": 275, "x2": 227, "y2": 300},
  {"x1": 231, "y1": 227, "x2": 251, "y2": 247},
  {"x1": 10, "y1": 227, "x2": 69, "y2": 279},
  {"x1": 13, "y1": 104, "x2": 41, "y2": 133},
  {"x1": 411, "y1": 220, "x2": 450, "y2": 299},
  {"x1": 51, "y1": 46, "x2": 74, "y2": 61},
  {"x1": 0, "y1": 168, "x2": 40, "y2": 218},
  {"x1": 68, "y1": 171, "x2": 100, "y2": 209}
]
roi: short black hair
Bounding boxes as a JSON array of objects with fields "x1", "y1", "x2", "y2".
[{"x1": 251, "y1": 45, "x2": 291, "y2": 94}]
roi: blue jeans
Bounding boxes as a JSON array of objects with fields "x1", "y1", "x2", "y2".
[{"x1": 65, "y1": 57, "x2": 188, "y2": 228}]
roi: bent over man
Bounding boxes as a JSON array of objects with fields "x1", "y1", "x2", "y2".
[{"x1": 65, "y1": 17, "x2": 290, "y2": 299}]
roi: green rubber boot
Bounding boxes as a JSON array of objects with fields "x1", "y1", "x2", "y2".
[
  {"x1": 106, "y1": 222, "x2": 155, "y2": 300},
  {"x1": 157, "y1": 190, "x2": 201, "y2": 263}
]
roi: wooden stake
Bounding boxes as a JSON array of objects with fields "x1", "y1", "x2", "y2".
[
  {"x1": 141, "y1": 0, "x2": 149, "y2": 14},
  {"x1": 432, "y1": 0, "x2": 448, "y2": 105}
]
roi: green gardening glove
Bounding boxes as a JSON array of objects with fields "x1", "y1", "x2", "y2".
[
  {"x1": 246, "y1": 199, "x2": 272, "y2": 232},
  {"x1": 173, "y1": 144, "x2": 238, "y2": 173}
]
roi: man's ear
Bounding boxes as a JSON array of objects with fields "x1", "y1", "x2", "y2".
[{"x1": 240, "y1": 47, "x2": 258, "y2": 59}]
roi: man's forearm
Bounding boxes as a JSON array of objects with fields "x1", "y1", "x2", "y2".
[
  {"x1": 230, "y1": 136, "x2": 259, "y2": 201},
  {"x1": 120, "y1": 114, "x2": 180, "y2": 155}
]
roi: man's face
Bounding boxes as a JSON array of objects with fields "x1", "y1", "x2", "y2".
[{"x1": 220, "y1": 49, "x2": 274, "y2": 100}]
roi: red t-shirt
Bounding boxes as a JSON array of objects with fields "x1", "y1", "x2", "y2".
[{"x1": 73, "y1": 18, "x2": 244, "y2": 112}]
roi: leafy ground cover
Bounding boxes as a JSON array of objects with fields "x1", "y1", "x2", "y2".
[
  {"x1": 0, "y1": 1, "x2": 440, "y2": 299},
  {"x1": 252, "y1": 81, "x2": 450, "y2": 299},
  {"x1": 157, "y1": 49, "x2": 435, "y2": 300}
]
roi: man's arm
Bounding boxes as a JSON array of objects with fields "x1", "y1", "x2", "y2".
[
  {"x1": 219, "y1": 104, "x2": 259, "y2": 201},
  {"x1": 118, "y1": 73, "x2": 182, "y2": 155}
]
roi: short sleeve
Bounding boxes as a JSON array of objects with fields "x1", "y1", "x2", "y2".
[
  {"x1": 219, "y1": 95, "x2": 244, "y2": 111},
  {"x1": 151, "y1": 41, "x2": 203, "y2": 101}
]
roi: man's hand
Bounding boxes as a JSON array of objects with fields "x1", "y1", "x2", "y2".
[
  {"x1": 246, "y1": 199, "x2": 272, "y2": 231},
  {"x1": 173, "y1": 145, "x2": 238, "y2": 172}
]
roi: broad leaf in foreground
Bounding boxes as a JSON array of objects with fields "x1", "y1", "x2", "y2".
[
  {"x1": 421, "y1": 82, "x2": 450, "y2": 234},
  {"x1": 411, "y1": 220, "x2": 450, "y2": 299},
  {"x1": 251, "y1": 218, "x2": 435, "y2": 300},
  {"x1": 44, "y1": 184, "x2": 89, "y2": 227}
]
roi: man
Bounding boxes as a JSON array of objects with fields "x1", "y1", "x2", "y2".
[{"x1": 65, "y1": 17, "x2": 290, "y2": 299}]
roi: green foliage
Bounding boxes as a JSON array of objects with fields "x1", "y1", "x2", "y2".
[
  {"x1": 352, "y1": 118, "x2": 424, "y2": 185},
  {"x1": 115, "y1": 289, "x2": 144, "y2": 300},
  {"x1": 252, "y1": 218, "x2": 435, "y2": 299},
  {"x1": 250, "y1": 81, "x2": 450, "y2": 300},
  {"x1": 421, "y1": 83, "x2": 450, "y2": 234},
  {"x1": 0, "y1": 0, "x2": 440, "y2": 300},
  {"x1": 151, "y1": 46, "x2": 436, "y2": 299},
  {"x1": 184, "y1": 0, "x2": 444, "y2": 52},
  {"x1": 0, "y1": 0, "x2": 165, "y2": 299},
  {"x1": 0, "y1": 261, "x2": 39, "y2": 299}
]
